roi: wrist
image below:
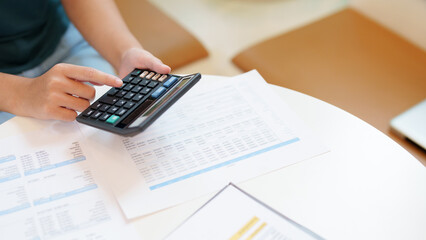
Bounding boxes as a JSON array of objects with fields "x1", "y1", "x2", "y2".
[
  {"x1": 0, "y1": 73, "x2": 31, "y2": 116},
  {"x1": 9, "y1": 78, "x2": 33, "y2": 117}
]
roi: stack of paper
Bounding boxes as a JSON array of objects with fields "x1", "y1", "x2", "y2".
[
  {"x1": 80, "y1": 70, "x2": 327, "y2": 219},
  {"x1": 0, "y1": 121, "x2": 138, "y2": 239},
  {"x1": 0, "y1": 70, "x2": 327, "y2": 239},
  {"x1": 166, "y1": 183, "x2": 324, "y2": 240}
]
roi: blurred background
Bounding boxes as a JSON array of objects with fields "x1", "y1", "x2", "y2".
[
  {"x1": 116, "y1": 0, "x2": 426, "y2": 165},
  {"x1": 147, "y1": 0, "x2": 426, "y2": 76}
]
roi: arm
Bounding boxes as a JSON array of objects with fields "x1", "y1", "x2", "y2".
[
  {"x1": 0, "y1": 0, "x2": 168, "y2": 122},
  {"x1": 61, "y1": 0, "x2": 171, "y2": 78}
]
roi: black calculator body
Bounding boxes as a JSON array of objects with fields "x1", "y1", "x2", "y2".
[{"x1": 76, "y1": 69, "x2": 201, "y2": 136}]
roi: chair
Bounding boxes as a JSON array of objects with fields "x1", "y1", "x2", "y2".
[
  {"x1": 232, "y1": 8, "x2": 426, "y2": 165},
  {"x1": 115, "y1": 0, "x2": 208, "y2": 70}
]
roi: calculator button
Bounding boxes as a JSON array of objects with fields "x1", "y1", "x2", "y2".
[
  {"x1": 150, "y1": 86, "x2": 166, "y2": 99},
  {"x1": 123, "y1": 84, "x2": 134, "y2": 91},
  {"x1": 115, "y1": 100, "x2": 126, "y2": 107},
  {"x1": 99, "y1": 113, "x2": 111, "y2": 121},
  {"x1": 99, "y1": 96, "x2": 118, "y2": 105},
  {"x1": 100, "y1": 104, "x2": 110, "y2": 112},
  {"x1": 116, "y1": 90, "x2": 127, "y2": 98},
  {"x1": 139, "y1": 79, "x2": 149, "y2": 86},
  {"x1": 131, "y1": 77, "x2": 141, "y2": 85},
  {"x1": 131, "y1": 69, "x2": 142, "y2": 76},
  {"x1": 159, "y1": 74, "x2": 168, "y2": 82},
  {"x1": 146, "y1": 72, "x2": 155, "y2": 79},
  {"x1": 124, "y1": 92, "x2": 135, "y2": 100},
  {"x1": 107, "y1": 88, "x2": 119, "y2": 96},
  {"x1": 116, "y1": 108, "x2": 127, "y2": 116},
  {"x1": 123, "y1": 102, "x2": 135, "y2": 109},
  {"x1": 141, "y1": 87, "x2": 152, "y2": 95},
  {"x1": 92, "y1": 102, "x2": 102, "y2": 110},
  {"x1": 91, "y1": 111, "x2": 102, "y2": 119},
  {"x1": 123, "y1": 76, "x2": 133, "y2": 83},
  {"x1": 107, "y1": 106, "x2": 119, "y2": 114},
  {"x1": 106, "y1": 115, "x2": 120, "y2": 124},
  {"x1": 152, "y1": 73, "x2": 161, "y2": 80},
  {"x1": 132, "y1": 94, "x2": 144, "y2": 102},
  {"x1": 139, "y1": 71, "x2": 149, "y2": 78},
  {"x1": 83, "y1": 109, "x2": 95, "y2": 117},
  {"x1": 131, "y1": 86, "x2": 143, "y2": 93},
  {"x1": 163, "y1": 76, "x2": 178, "y2": 88},
  {"x1": 147, "y1": 81, "x2": 158, "y2": 88}
]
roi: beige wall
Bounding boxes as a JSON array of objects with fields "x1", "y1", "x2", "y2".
[{"x1": 349, "y1": 0, "x2": 426, "y2": 50}]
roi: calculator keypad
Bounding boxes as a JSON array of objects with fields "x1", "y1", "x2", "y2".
[
  {"x1": 82, "y1": 71, "x2": 177, "y2": 126},
  {"x1": 77, "y1": 69, "x2": 201, "y2": 136}
]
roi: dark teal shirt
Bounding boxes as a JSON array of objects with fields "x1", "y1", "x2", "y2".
[{"x1": 0, "y1": 0, "x2": 69, "y2": 74}]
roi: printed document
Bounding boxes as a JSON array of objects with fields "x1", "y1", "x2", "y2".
[
  {"x1": 0, "y1": 121, "x2": 138, "y2": 240},
  {"x1": 81, "y1": 70, "x2": 328, "y2": 219},
  {"x1": 166, "y1": 183, "x2": 324, "y2": 240}
]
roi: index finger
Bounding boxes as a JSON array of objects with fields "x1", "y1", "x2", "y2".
[{"x1": 59, "y1": 64, "x2": 122, "y2": 87}]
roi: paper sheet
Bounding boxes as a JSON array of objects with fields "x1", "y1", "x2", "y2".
[
  {"x1": 0, "y1": 122, "x2": 138, "y2": 240},
  {"x1": 81, "y1": 70, "x2": 328, "y2": 219},
  {"x1": 166, "y1": 184, "x2": 324, "y2": 240}
]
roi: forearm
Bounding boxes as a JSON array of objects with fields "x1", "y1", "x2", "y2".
[{"x1": 61, "y1": 0, "x2": 141, "y2": 71}]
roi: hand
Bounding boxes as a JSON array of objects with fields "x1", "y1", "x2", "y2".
[
  {"x1": 15, "y1": 63, "x2": 123, "y2": 121},
  {"x1": 118, "y1": 47, "x2": 171, "y2": 79}
]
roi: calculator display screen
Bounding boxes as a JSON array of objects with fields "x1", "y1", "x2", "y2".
[{"x1": 128, "y1": 77, "x2": 191, "y2": 128}]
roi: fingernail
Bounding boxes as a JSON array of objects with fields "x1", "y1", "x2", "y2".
[{"x1": 115, "y1": 78, "x2": 123, "y2": 86}]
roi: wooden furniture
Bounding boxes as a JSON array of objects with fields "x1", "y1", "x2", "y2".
[
  {"x1": 232, "y1": 8, "x2": 426, "y2": 166},
  {"x1": 115, "y1": 0, "x2": 208, "y2": 69}
]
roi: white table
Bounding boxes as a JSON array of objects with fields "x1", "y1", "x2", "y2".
[
  {"x1": 130, "y1": 85, "x2": 426, "y2": 240},
  {"x1": 140, "y1": 2, "x2": 426, "y2": 238}
]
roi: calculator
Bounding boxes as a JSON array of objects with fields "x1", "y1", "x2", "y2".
[{"x1": 76, "y1": 69, "x2": 201, "y2": 136}]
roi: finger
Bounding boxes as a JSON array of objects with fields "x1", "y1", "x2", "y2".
[
  {"x1": 88, "y1": 81, "x2": 103, "y2": 86},
  {"x1": 54, "y1": 107, "x2": 78, "y2": 122},
  {"x1": 64, "y1": 80, "x2": 96, "y2": 101},
  {"x1": 58, "y1": 93, "x2": 91, "y2": 112},
  {"x1": 141, "y1": 55, "x2": 171, "y2": 74},
  {"x1": 58, "y1": 63, "x2": 122, "y2": 87}
]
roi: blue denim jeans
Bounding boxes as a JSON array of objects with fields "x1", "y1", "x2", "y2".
[{"x1": 0, "y1": 24, "x2": 115, "y2": 124}]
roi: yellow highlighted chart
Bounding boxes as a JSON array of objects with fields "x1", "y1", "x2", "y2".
[
  {"x1": 166, "y1": 184, "x2": 323, "y2": 240},
  {"x1": 246, "y1": 222, "x2": 267, "y2": 240},
  {"x1": 230, "y1": 216, "x2": 260, "y2": 240}
]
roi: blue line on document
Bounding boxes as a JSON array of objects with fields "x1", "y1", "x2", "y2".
[
  {"x1": 149, "y1": 137, "x2": 300, "y2": 190},
  {"x1": 0, "y1": 173, "x2": 21, "y2": 183},
  {"x1": 0, "y1": 202, "x2": 31, "y2": 216},
  {"x1": 0, "y1": 155, "x2": 16, "y2": 164},
  {"x1": 24, "y1": 156, "x2": 86, "y2": 176},
  {"x1": 33, "y1": 184, "x2": 98, "y2": 206},
  {"x1": 65, "y1": 184, "x2": 98, "y2": 196}
]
